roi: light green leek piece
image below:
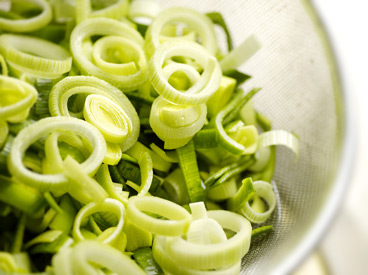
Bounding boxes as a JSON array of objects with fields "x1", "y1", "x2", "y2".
[
  {"x1": 0, "y1": 34, "x2": 72, "y2": 78},
  {"x1": 148, "y1": 41, "x2": 222, "y2": 106},
  {"x1": 126, "y1": 196, "x2": 192, "y2": 236},
  {"x1": 70, "y1": 17, "x2": 147, "y2": 91},
  {"x1": 0, "y1": 0, "x2": 52, "y2": 33},
  {"x1": 8, "y1": 117, "x2": 107, "y2": 192}
]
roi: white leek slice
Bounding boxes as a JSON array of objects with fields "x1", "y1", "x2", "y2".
[
  {"x1": 8, "y1": 117, "x2": 106, "y2": 193},
  {"x1": 150, "y1": 96, "x2": 207, "y2": 149},
  {"x1": 52, "y1": 240, "x2": 146, "y2": 275},
  {"x1": 259, "y1": 129, "x2": 299, "y2": 160},
  {"x1": 148, "y1": 41, "x2": 222, "y2": 105},
  {"x1": 153, "y1": 235, "x2": 241, "y2": 275},
  {"x1": 126, "y1": 196, "x2": 192, "y2": 236},
  {"x1": 219, "y1": 35, "x2": 261, "y2": 73},
  {"x1": 0, "y1": 76, "x2": 37, "y2": 123},
  {"x1": 0, "y1": 0, "x2": 52, "y2": 33},
  {"x1": 165, "y1": 210, "x2": 252, "y2": 270},
  {"x1": 49, "y1": 76, "x2": 140, "y2": 152},
  {"x1": 239, "y1": 180, "x2": 276, "y2": 224},
  {"x1": 129, "y1": 0, "x2": 162, "y2": 25},
  {"x1": 137, "y1": 152, "x2": 153, "y2": 197},
  {"x1": 70, "y1": 17, "x2": 147, "y2": 91},
  {"x1": 83, "y1": 94, "x2": 132, "y2": 144},
  {"x1": 73, "y1": 198, "x2": 125, "y2": 249},
  {"x1": 145, "y1": 7, "x2": 217, "y2": 58},
  {"x1": 0, "y1": 34, "x2": 72, "y2": 79}
]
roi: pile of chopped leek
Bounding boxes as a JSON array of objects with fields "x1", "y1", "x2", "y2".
[{"x1": 0, "y1": 0, "x2": 299, "y2": 274}]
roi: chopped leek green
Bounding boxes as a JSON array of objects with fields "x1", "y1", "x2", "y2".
[{"x1": 0, "y1": 3, "x2": 300, "y2": 274}]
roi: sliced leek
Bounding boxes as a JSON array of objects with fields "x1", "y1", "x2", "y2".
[
  {"x1": 126, "y1": 196, "x2": 192, "y2": 236},
  {"x1": 8, "y1": 117, "x2": 106, "y2": 192},
  {"x1": 49, "y1": 76, "x2": 140, "y2": 152},
  {"x1": 148, "y1": 41, "x2": 222, "y2": 105},
  {"x1": 70, "y1": 17, "x2": 147, "y2": 91},
  {"x1": 0, "y1": 76, "x2": 38, "y2": 123},
  {"x1": 0, "y1": 0, "x2": 52, "y2": 33},
  {"x1": 145, "y1": 7, "x2": 217, "y2": 57},
  {"x1": 239, "y1": 180, "x2": 276, "y2": 224},
  {"x1": 0, "y1": 34, "x2": 72, "y2": 78}
]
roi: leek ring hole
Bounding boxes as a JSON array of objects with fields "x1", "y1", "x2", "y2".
[
  {"x1": 162, "y1": 62, "x2": 201, "y2": 92},
  {"x1": 67, "y1": 93, "x2": 87, "y2": 118},
  {"x1": 9, "y1": 1, "x2": 43, "y2": 18},
  {"x1": 74, "y1": 199, "x2": 125, "y2": 242},
  {"x1": 246, "y1": 182, "x2": 276, "y2": 214},
  {"x1": 160, "y1": 22, "x2": 196, "y2": 40},
  {"x1": 90, "y1": 0, "x2": 119, "y2": 11}
]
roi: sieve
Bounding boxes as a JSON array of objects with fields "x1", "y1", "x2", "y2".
[{"x1": 153, "y1": 0, "x2": 354, "y2": 274}]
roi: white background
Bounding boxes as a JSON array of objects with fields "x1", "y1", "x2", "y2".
[{"x1": 312, "y1": 1, "x2": 368, "y2": 274}]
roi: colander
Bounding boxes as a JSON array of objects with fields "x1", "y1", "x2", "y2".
[{"x1": 154, "y1": 0, "x2": 354, "y2": 274}]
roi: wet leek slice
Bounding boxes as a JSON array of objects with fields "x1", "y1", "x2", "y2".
[
  {"x1": 126, "y1": 196, "x2": 192, "y2": 237},
  {"x1": 239, "y1": 180, "x2": 276, "y2": 224},
  {"x1": 73, "y1": 198, "x2": 125, "y2": 250},
  {"x1": 0, "y1": 34, "x2": 72, "y2": 78},
  {"x1": 148, "y1": 40, "x2": 222, "y2": 105},
  {"x1": 52, "y1": 240, "x2": 145, "y2": 275},
  {"x1": 75, "y1": 0, "x2": 129, "y2": 24},
  {"x1": 0, "y1": 75, "x2": 38, "y2": 123},
  {"x1": 8, "y1": 116, "x2": 106, "y2": 193},
  {"x1": 150, "y1": 96, "x2": 207, "y2": 149},
  {"x1": 49, "y1": 76, "x2": 140, "y2": 152},
  {"x1": 0, "y1": 0, "x2": 52, "y2": 33},
  {"x1": 70, "y1": 17, "x2": 147, "y2": 91},
  {"x1": 145, "y1": 6, "x2": 217, "y2": 58}
]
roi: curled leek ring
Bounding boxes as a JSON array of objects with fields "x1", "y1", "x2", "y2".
[
  {"x1": 150, "y1": 96, "x2": 207, "y2": 149},
  {"x1": 0, "y1": 0, "x2": 52, "y2": 33},
  {"x1": 153, "y1": 235, "x2": 241, "y2": 275},
  {"x1": 70, "y1": 17, "x2": 147, "y2": 91},
  {"x1": 0, "y1": 75, "x2": 37, "y2": 123},
  {"x1": 83, "y1": 94, "x2": 132, "y2": 144},
  {"x1": 73, "y1": 198, "x2": 125, "y2": 249},
  {"x1": 148, "y1": 41, "x2": 222, "y2": 105},
  {"x1": 8, "y1": 117, "x2": 106, "y2": 193},
  {"x1": 52, "y1": 240, "x2": 146, "y2": 275},
  {"x1": 239, "y1": 180, "x2": 276, "y2": 224},
  {"x1": 49, "y1": 76, "x2": 139, "y2": 152},
  {"x1": 75, "y1": 0, "x2": 129, "y2": 23},
  {"x1": 165, "y1": 210, "x2": 252, "y2": 270},
  {"x1": 145, "y1": 7, "x2": 217, "y2": 58},
  {"x1": 126, "y1": 196, "x2": 192, "y2": 237},
  {"x1": 0, "y1": 34, "x2": 72, "y2": 79}
]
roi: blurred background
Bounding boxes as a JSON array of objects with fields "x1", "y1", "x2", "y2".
[{"x1": 295, "y1": 1, "x2": 368, "y2": 274}]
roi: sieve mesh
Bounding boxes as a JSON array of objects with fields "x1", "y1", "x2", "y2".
[{"x1": 155, "y1": 0, "x2": 344, "y2": 273}]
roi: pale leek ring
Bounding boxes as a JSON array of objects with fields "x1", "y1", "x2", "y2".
[
  {"x1": 0, "y1": 0, "x2": 52, "y2": 33},
  {"x1": 145, "y1": 7, "x2": 217, "y2": 58},
  {"x1": 8, "y1": 117, "x2": 106, "y2": 192},
  {"x1": 70, "y1": 17, "x2": 147, "y2": 91},
  {"x1": 73, "y1": 198, "x2": 125, "y2": 247},
  {"x1": 126, "y1": 196, "x2": 192, "y2": 236},
  {"x1": 0, "y1": 75, "x2": 37, "y2": 123},
  {"x1": 165, "y1": 210, "x2": 252, "y2": 270},
  {"x1": 0, "y1": 34, "x2": 72, "y2": 78},
  {"x1": 49, "y1": 76, "x2": 140, "y2": 152},
  {"x1": 148, "y1": 41, "x2": 222, "y2": 105},
  {"x1": 239, "y1": 180, "x2": 276, "y2": 224}
]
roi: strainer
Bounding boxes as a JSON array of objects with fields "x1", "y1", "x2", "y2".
[{"x1": 153, "y1": 0, "x2": 354, "y2": 274}]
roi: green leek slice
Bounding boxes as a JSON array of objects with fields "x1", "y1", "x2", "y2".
[
  {"x1": 0, "y1": 34, "x2": 72, "y2": 78},
  {"x1": 0, "y1": 0, "x2": 52, "y2": 33}
]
